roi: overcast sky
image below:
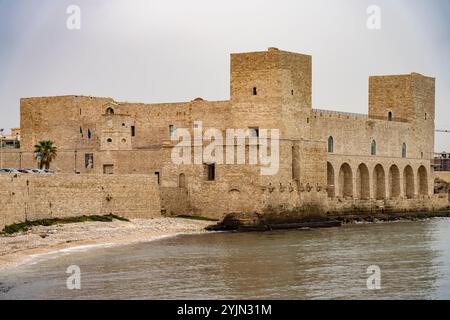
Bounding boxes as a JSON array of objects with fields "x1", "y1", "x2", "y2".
[{"x1": 0, "y1": 0, "x2": 449, "y2": 151}]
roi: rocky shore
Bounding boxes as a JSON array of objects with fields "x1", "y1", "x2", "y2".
[
  {"x1": 0, "y1": 218, "x2": 213, "y2": 270},
  {"x1": 207, "y1": 210, "x2": 450, "y2": 231}
]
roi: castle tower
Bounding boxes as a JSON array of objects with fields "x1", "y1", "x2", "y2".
[
  {"x1": 229, "y1": 47, "x2": 312, "y2": 138},
  {"x1": 369, "y1": 73, "x2": 435, "y2": 160}
]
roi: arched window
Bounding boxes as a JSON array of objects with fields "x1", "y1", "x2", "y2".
[
  {"x1": 402, "y1": 143, "x2": 407, "y2": 158},
  {"x1": 371, "y1": 140, "x2": 377, "y2": 156},
  {"x1": 106, "y1": 107, "x2": 114, "y2": 115},
  {"x1": 327, "y1": 136, "x2": 334, "y2": 153},
  {"x1": 388, "y1": 112, "x2": 393, "y2": 121}
]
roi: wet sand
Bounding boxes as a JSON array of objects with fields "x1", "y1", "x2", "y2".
[{"x1": 0, "y1": 218, "x2": 213, "y2": 270}]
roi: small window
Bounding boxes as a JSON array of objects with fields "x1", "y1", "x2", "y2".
[
  {"x1": 122, "y1": 138, "x2": 126, "y2": 143},
  {"x1": 421, "y1": 152, "x2": 424, "y2": 159},
  {"x1": 107, "y1": 138, "x2": 112, "y2": 143},
  {"x1": 253, "y1": 87, "x2": 257, "y2": 96},
  {"x1": 131, "y1": 126, "x2": 135, "y2": 137},
  {"x1": 402, "y1": 143, "x2": 407, "y2": 158},
  {"x1": 122, "y1": 123, "x2": 126, "y2": 127},
  {"x1": 103, "y1": 164, "x2": 114, "y2": 175},
  {"x1": 85, "y1": 154, "x2": 94, "y2": 169},
  {"x1": 106, "y1": 107, "x2": 114, "y2": 115},
  {"x1": 327, "y1": 136, "x2": 334, "y2": 153},
  {"x1": 169, "y1": 125, "x2": 175, "y2": 138},
  {"x1": 371, "y1": 140, "x2": 377, "y2": 156},
  {"x1": 388, "y1": 112, "x2": 393, "y2": 121},
  {"x1": 425, "y1": 113, "x2": 427, "y2": 120},
  {"x1": 291, "y1": 90, "x2": 294, "y2": 95},
  {"x1": 249, "y1": 127, "x2": 259, "y2": 138},
  {"x1": 307, "y1": 117, "x2": 310, "y2": 124},
  {"x1": 179, "y1": 173, "x2": 186, "y2": 188},
  {"x1": 155, "y1": 172, "x2": 160, "y2": 185},
  {"x1": 205, "y1": 164, "x2": 215, "y2": 181}
]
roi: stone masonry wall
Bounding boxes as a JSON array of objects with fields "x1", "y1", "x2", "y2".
[{"x1": 0, "y1": 174, "x2": 161, "y2": 229}]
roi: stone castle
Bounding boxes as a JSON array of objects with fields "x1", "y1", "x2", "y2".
[{"x1": 2, "y1": 47, "x2": 448, "y2": 225}]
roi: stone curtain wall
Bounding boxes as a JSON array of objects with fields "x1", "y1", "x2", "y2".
[
  {"x1": 435, "y1": 172, "x2": 450, "y2": 183},
  {"x1": 0, "y1": 174, "x2": 161, "y2": 229}
]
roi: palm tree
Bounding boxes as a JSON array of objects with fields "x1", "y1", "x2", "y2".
[{"x1": 34, "y1": 140, "x2": 57, "y2": 169}]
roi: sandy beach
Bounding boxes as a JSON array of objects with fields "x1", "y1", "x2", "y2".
[{"x1": 0, "y1": 217, "x2": 214, "y2": 270}]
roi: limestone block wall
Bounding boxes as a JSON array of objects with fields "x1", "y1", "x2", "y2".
[
  {"x1": 326, "y1": 195, "x2": 449, "y2": 216},
  {"x1": 0, "y1": 174, "x2": 161, "y2": 229},
  {"x1": 435, "y1": 172, "x2": 450, "y2": 183},
  {"x1": 160, "y1": 187, "x2": 191, "y2": 216},
  {"x1": 311, "y1": 110, "x2": 422, "y2": 159},
  {"x1": 20, "y1": 96, "x2": 115, "y2": 152}
]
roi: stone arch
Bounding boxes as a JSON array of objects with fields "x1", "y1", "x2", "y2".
[
  {"x1": 403, "y1": 165, "x2": 415, "y2": 199},
  {"x1": 178, "y1": 173, "x2": 186, "y2": 188},
  {"x1": 418, "y1": 166, "x2": 428, "y2": 196},
  {"x1": 327, "y1": 162, "x2": 335, "y2": 198},
  {"x1": 388, "y1": 165, "x2": 401, "y2": 198},
  {"x1": 338, "y1": 163, "x2": 353, "y2": 198},
  {"x1": 373, "y1": 164, "x2": 386, "y2": 200},
  {"x1": 356, "y1": 163, "x2": 370, "y2": 199}
]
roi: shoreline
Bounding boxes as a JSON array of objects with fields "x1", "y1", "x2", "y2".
[
  {"x1": 2, "y1": 214, "x2": 449, "y2": 272},
  {"x1": 0, "y1": 217, "x2": 214, "y2": 271}
]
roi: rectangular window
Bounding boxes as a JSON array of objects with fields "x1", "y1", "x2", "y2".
[
  {"x1": 205, "y1": 164, "x2": 215, "y2": 181},
  {"x1": 155, "y1": 172, "x2": 160, "y2": 185},
  {"x1": 169, "y1": 125, "x2": 175, "y2": 138},
  {"x1": 85, "y1": 153, "x2": 94, "y2": 169},
  {"x1": 103, "y1": 164, "x2": 114, "y2": 175},
  {"x1": 131, "y1": 126, "x2": 135, "y2": 137}
]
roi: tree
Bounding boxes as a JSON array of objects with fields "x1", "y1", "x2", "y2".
[{"x1": 34, "y1": 140, "x2": 57, "y2": 169}]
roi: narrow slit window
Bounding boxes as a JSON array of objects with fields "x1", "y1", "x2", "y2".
[{"x1": 371, "y1": 140, "x2": 377, "y2": 156}]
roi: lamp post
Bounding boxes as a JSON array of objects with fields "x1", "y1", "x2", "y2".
[{"x1": 0, "y1": 128, "x2": 4, "y2": 169}]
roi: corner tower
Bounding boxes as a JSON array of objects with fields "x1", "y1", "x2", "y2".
[{"x1": 369, "y1": 73, "x2": 435, "y2": 160}]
